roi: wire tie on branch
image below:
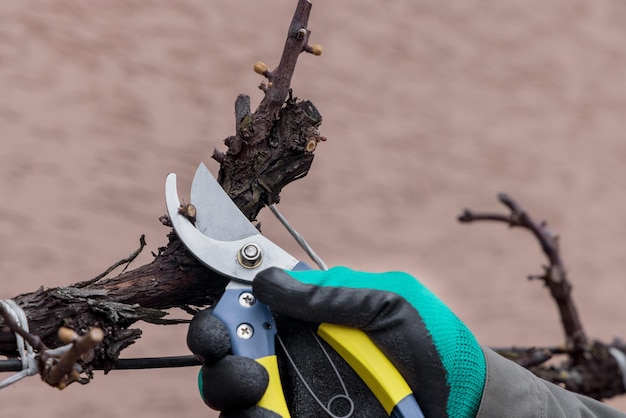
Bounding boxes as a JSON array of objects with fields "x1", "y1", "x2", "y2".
[
  {"x1": 0, "y1": 299, "x2": 38, "y2": 388},
  {"x1": 0, "y1": 301, "x2": 96, "y2": 389}
]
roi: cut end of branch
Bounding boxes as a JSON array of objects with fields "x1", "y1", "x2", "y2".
[
  {"x1": 212, "y1": 148, "x2": 225, "y2": 164},
  {"x1": 178, "y1": 203, "x2": 197, "y2": 224}
]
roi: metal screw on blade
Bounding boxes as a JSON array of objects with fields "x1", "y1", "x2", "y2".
[
  {"x1": 238, "y1": 243, "x2": 262, "y2": 268},
  {"x1": 236, "y1": 323, "x2": 254, "y2": 340},
  {"x1": 239, "y1": 292, "x2": 256, "y2": 307}
]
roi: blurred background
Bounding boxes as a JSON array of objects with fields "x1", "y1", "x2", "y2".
[{"x1": 1, "y1": 0, "x2": 626, "y2": 415}]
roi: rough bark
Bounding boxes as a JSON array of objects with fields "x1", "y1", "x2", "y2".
[{"x1": 0, "y1": 232, "x2": 227, "y2": 370}]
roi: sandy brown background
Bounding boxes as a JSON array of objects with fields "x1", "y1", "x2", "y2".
[{"x1": 1, "y1": 0, "x2": 626, "y2": 416}]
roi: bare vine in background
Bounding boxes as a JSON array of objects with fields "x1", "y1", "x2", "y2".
[{"x1": 460, "y1": 193, "x2": 626, "y2": 399}]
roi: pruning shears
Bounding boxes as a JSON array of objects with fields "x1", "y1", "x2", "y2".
[{"x1": 165, "y1": 163, "x2": 424, "y2": 418}]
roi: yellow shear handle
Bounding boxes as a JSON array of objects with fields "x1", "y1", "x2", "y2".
[
  {"x1": 318, "y1": 323, "x2": 413, "y2": 415},
  {"x1": 256, "y1": 355, "x2": 291, "y2": 417}
]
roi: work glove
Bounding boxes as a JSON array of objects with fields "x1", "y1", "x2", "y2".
[{"x1": 187, "y1": 267, "x2": 486, "y2": 418}]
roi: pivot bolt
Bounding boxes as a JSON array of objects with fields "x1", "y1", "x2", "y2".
[
  {"x1": 238, "y1": 243, "x2": 262, "y2": 268},
  {"x1": 236, "y1": 323, "x2": 254, "y2": 340}
]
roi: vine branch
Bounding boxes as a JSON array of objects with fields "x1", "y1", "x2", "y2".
[
  {"x1": 459, "y1": 192, "x2": 587, "y2": 351},
  {"x1": 460, "y1": 193, "x2": 625, "y2": 399}
]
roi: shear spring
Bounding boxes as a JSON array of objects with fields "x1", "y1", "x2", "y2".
[
  {"x1": 269, "y1": 204, "x2": 328, "y2": 271},
  {"x1": 270, "y1": 204, "x2": 356, "y2": 417},
  {"x1": 277, "y1": 331, "x2": 354, "y2": 418}
]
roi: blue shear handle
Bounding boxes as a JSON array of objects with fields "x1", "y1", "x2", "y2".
[
  {"x1": 212, "y1": 288, "x2": 277, "y2": 359},
  {"x1": 392, "y1": 396, "x2": 425, "y2": 418},
  {"x1": 212, "y1": 288, "x2": 290, "y2": 417},
  {"x1": 292, "y1": 261, "x2": 312, "y2": 271}
]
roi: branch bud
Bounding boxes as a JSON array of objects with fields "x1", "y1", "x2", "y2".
[
  {"x1": 306, "y1": 44, "x2": 323, "y2": 56},
  {"x1": 253, "y1": 61, "x2": 270, "y2": 77},
  {"x1": 58, "y1": 327, "x2": 78, "y2": 343}
]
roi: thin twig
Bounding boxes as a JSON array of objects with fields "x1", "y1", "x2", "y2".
[
  {"x1": 257, "y1": 0, "x2": 315, "y2": 113},
  {"x1": 73, "y1": 235, "x2": 147, "y2": 288}
]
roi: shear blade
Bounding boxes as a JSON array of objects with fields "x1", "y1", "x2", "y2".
[
  {"x1": 190, "y1": 163, "x2": 258, "y2": 241},
  {"x1": 165, "y1": 170, "x2": 299, "y2": 283}
]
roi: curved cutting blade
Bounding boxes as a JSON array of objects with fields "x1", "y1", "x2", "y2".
[
  {"x1": 165, "y1": 172, "x2": 299, "y2": 283},
  {"x1": 190, "y1": 162, "x2": 258, "y2": 241}
]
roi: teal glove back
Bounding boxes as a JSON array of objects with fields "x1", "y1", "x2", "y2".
[{"x1": 254, "y1": 266, "x2": 486, "y2": 418}]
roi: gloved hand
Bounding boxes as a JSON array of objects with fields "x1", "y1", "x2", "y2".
[{"x1": 187, "y1": 267, "x2": 487, "y2": 418}]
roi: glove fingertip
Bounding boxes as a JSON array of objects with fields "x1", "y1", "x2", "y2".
[
  {"x1": 220, "y1": 406, "x2": 283, "y2": 418},
  {"x1": 187, "y1": 309, "x2": 230, "y2": 365},
  {"x1": 200, "y1": 356, "x2": 269, "y2": 411}
]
